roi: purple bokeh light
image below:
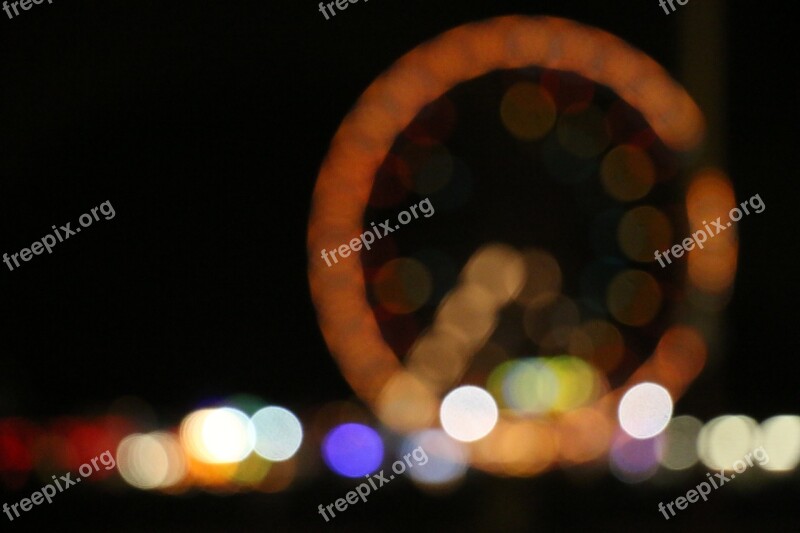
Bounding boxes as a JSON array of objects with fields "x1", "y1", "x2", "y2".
[{"x1": 322, "y1": 423, "x2": 384, "y2": 478}]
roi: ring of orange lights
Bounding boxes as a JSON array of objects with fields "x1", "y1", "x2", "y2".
[{"x1": 308, "y1": 16, "x2": 714, "y2": 475}]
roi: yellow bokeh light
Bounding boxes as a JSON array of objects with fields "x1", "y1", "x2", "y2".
[
  {"x1": 546, "y1": 356, "x2": 600, "y2": 413},
  {"x1": 486, "y1": 360, "x2": 516, "y2": 410},
  {"x1": 496, "y1": 356, "x2": 600, "y2": 415},
  {"x1": 617, "y1": 206, "x2": 673, "y2": 263},
  {"x1": 600, "y1": 145, "x2": 656, "y2": 202},
  {"x1": 514, "y1": 249, "x2": 562, "y2": 307},
  {"x1": 462, "y1": 243, "x2": 526, "y2": 306},
  {"x1": 568, "y1": 320, "x2": 625, "y2": 373},
  {"x1": 232, "y1": 453, "x2": 272, "y2": 487},
  {"x1": 406, "y1": 329, "x2": 471, "y2": 392},
  {"x1": 607, "y1": 270, "x2": 662, "y2": 326},
  {"x1": 500, "y1": 82, "x2": 557, "y2": 141},
  {"x1": 376, "y1": 370, "x2": 438, "y2": 431},
  {"x1": 502, "y1": 359, "x2": 559, "y2": 414},
  {"x1": 435, "y1": 284, "x2": 498, "y2": 350}
]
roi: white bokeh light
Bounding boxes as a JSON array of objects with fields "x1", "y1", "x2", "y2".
[
  {"x1": 618, "y1": 382, "x2": 673, "y2": 439},
  {"x1": 252, "y1": 406, "x2": 303, "y2": 461},
  {"x1": 760, "y1": 415, "x2": 800, "y2": 472},
  {"x1": 117, "y1": 434, "x2": 169, "y2": 490},
  {"x1": 697, "y1": 415, "x2": 759, "y2": 471},
  {"x1": 181, "y1": 407, "x2": 256, "y2": 463},
  {"x1": 117, "y1": 432, "x2": 186, "y2": 490},
  {"x1": 440, "y1": 385, "x2": 498, "y2": 442}
]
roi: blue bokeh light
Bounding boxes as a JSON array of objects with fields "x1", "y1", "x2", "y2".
[{"x1": 322, "y1": 423, "x2": 384, "y2": 478}]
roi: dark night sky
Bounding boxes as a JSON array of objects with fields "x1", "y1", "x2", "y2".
[
  {"x1": 0, "y1": 0, "x2": 794, "y2": 418},
  {"x1": 0, "y1": 1, "x2": 797, "y2": 530}
]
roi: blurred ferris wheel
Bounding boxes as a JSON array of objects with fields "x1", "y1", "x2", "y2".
[{"x1": 308, "y1": 15, "x2": 745, "y2": 480}]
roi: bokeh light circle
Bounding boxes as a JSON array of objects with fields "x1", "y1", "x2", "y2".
[
  {"x1": 659, "y1": 415, "x2": 702, "y2": 471},
  {"x1": 117, "y1": 433, "x2": 186, "y2": 490},
  {"x1": 610, "y1": 431, "x2": 663, "y2": 483},
  {"x1": 618, "y1": 382, "x2": 673, "y2": 439},
  {"x1": 462, "y1": 244, "x2": 526, "y2": 306},
  {"x1": 500, "y1": 82, "x2": 557, "y2": 141},
  {"x1": 617, "y1": 206, "x2": 673, "y2": 263},
  {"x1": 180, "y1": 408, "x2": 256, "y2": 464},
  {"x1": 252, "y1": 407, "x2": 303, "y2": 462},
  {"x1": 440, "y1": 386, "x2": 498, "y2": 442},
  {"x1": 607, "y1": 269, "x2": 662, "y2": 326},
  {"x1": 402, "y1": 429, "x2": 468, "y2": 487},
  {"x1": 697, "y1": 415, "x2": 760, "y2": 471},
  {"x1": 600, "y1": 145, "x2": 656, "y2": 201},
  {"x1": 501, "y1": 358, "x2": 559, "y2": 414},
  {"x1": 760, "y1": 415, "x2": 800, "y2": 472},
  {"x1": 322, "y1": 423, "x2": 384, "y2": 478}
]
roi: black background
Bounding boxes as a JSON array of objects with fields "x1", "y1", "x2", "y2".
[{"x1": 0, "y1": 0, "x2": 797, "y2": 531}]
